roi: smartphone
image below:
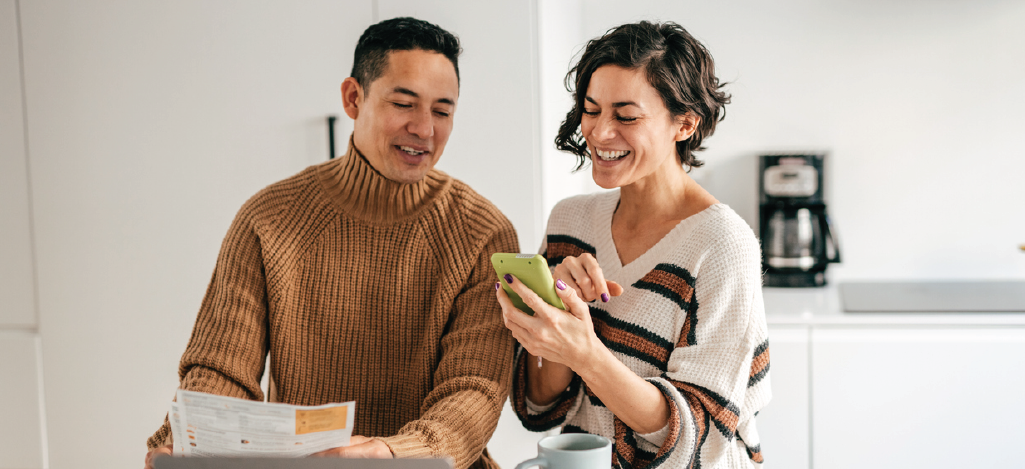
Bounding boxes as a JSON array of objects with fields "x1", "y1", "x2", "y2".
[{"x1": 491, "y1": 253, "x2": 565, "y2": 315}]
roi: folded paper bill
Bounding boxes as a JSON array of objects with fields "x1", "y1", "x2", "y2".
[{"x1": 169, "y1": 389, "x2": 356, "y2": 457}]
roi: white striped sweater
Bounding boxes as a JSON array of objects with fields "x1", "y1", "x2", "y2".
[{"x1": 512, "y1": 190, "x2": 772, "y2": 469}]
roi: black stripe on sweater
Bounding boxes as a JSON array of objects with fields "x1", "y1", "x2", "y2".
[
  {"x1": 632, "y1": 263, "x2": 697, "y2": 311},
  {"x1": 668, "y1": 378, "x2": 741, "y2": 440},
  {"x1": 590, "y1": 306, "x2": 675, "y2": 370},
  {"x1": 542, "y1": 234, "x2": 596, "y2": 266},
  {"x1": 748, "y1": 339, "x2": 771, "y2": 388}
]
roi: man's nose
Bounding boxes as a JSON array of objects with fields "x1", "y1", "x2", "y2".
[{"x1": 407, "y1": 108, "x2": 435, "y2": 139}]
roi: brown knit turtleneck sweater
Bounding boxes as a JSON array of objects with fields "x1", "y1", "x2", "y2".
[{"x1": 147, "y1": 140, "x2": 519, "y2": 469}]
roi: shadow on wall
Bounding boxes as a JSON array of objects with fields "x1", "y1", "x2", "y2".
[{"x1": 698, "y1": 153, "x2": 760, "y2": 235}]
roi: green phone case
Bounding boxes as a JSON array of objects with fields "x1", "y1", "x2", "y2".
[{"x1": 490, "y1": 253, "x2": 566, "y2": 315}]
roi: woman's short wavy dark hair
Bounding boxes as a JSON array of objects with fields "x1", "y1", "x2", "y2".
[
  {"x1": 351, "y1": 17, "x2": 462, "y2": 92},
  {"x1": 556, "y1": 21, "x2": 730, "y2": 170}
]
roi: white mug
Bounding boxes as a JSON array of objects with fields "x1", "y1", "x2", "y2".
[{"x1": 515, "y1": 433, "x2": 612, "y2": 469}]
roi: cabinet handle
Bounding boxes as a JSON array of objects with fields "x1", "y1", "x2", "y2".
[{"x1": 327, "y1": 115, "x2": 338, "y2": 160}]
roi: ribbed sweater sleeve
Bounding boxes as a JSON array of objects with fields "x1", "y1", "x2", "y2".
[
  {"x1": 510, "y1": 346, "x2": 585, "y2": 432},
  {"x1": 378, "y1": 224, "x2": 518, "y2": 468},
  {"x1": 146, "y1": 196, "x2": 272, "y2": 449}
]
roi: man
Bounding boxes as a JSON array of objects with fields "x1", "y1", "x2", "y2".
[{"x1": 145, "y1": 17, "x2": 518, "y2": 469}]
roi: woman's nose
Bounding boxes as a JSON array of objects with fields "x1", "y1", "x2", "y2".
[{"x1": 589, "y1": 114, "x2": 616, "y2": 141}]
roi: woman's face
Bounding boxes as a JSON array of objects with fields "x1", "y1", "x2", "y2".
[{"x1": 580, "y1": 65, "x2": 693, "y2": 189}]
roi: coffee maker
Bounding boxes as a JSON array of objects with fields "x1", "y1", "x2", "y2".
[{"x1": 759, "y1": 154, "x2": 840, "y2": 287}]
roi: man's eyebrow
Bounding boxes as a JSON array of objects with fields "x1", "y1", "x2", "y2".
[
  {"x1": 392, "y1": 87, "x2": 455, "y2": 106},
  {"x1": 392, "y1": 87, "x2": 419, "y2": 98},
  {"x1": 585, "y1": 96, "x2": 638, "y2": 108}
]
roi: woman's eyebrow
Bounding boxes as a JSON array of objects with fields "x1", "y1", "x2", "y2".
[{"x1": 584, "y1": 96, "x2": 639, "y2": 108}]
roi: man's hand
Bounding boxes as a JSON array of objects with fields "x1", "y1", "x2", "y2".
[
  {"x1": 310, "y1": 435, "x2": 393, "y2": 458},
  {"x1": 143, "y1": 444, "x2": 172, "y2": 469}
]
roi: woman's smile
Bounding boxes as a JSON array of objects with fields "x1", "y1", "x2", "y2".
[{"x1": 594, "y1": 148, "x2": 630, "y2": 161}]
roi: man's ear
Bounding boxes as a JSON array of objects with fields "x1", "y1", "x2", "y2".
[
  {"x1": 675, "y1": 113, "x2": 701, "y2": 142},
  {"x1": 341, "y1": 77, "x2": 363, "y2": 120}
]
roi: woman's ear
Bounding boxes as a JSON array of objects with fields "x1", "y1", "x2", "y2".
[
  {"x1": 341, "y1": 77, "x2": 363, "y2": 120},
  {"x1": 674, "y1": 113, "x2": 701, "y2": 142}
]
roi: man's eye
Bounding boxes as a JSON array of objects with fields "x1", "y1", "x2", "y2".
[
  {"x1": 392, "y1": 102, "x2": 413, "y2": 109},
  {"x1": 433, "y1": 110, "x2": 451, "y2": 118}
]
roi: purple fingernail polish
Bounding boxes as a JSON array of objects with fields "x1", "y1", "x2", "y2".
[
  {"x1": 601, "y1": 293, "x2": 610, "y2": 303},
  {"x1": 504, "y1": 274, "x2": 513, "y2": 283},
  {"x1": 556, "y1": 279, "x2": 567, "y2": 291},
  {"x1": 495, "y1": 282, "x2": 500, "y2": 291}
]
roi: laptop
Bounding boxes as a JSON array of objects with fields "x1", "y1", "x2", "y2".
[{"x1": 153, "y1": 457, "x2": 453, "y2": 469}]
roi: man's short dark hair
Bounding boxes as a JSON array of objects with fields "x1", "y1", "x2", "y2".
[
  {"x1": 556, "y1": 21, "x2": 730, "y2": 170},
  {"x1": 351, "y1": 17, "x2": 462, "y2": 92}
]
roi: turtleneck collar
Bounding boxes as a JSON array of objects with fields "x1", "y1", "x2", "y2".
[{"x1": 317, "y1": 136, "x2": 451, "y2": 224}]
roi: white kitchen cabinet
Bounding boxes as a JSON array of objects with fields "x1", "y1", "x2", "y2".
[
  {"x1": 811, "y1": 326, "x2": 1025, "y2": 469},
  {"x1": 0, "y1": 0, "x2": 36, "y2": 328},
  {"x1": 0, "y1": 332, "x2": 46, "y2": 469},
  {"x1": 756, "y1": 325, "x2": 810, "y2": 469}
]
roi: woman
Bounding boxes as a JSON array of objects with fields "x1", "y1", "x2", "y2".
[{"x1": 498, "y1": 21, "x2": 770, "y2": 468}]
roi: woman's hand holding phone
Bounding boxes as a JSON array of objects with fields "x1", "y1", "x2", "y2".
[
  {"x1": 497, "y1": 273, "x2": 598, "y2": 374},
  {"x1": 494, "y1": 253, "x2": 624, "y2": 404},
  {"x1": 552, "y1": 254, "x2": 623, "y2": 303}
]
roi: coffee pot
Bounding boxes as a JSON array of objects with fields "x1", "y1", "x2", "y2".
[{"x1": 759, "y1": 154, "x2": 840, "y2": 287}]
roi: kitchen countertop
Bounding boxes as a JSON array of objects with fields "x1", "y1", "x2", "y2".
[{"x1": 763, "y1": 284, "x2": 1025, "y2": 326}]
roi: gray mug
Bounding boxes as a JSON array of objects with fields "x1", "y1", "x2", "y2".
[{"x1": 515, "y1": 433, "x2": 612, "y2": 469}]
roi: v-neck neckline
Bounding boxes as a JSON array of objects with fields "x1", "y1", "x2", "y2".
[{"x1": 592, "y1": 190, "x2": 721, "y2": 286}]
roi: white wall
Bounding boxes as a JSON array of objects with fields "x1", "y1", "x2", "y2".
[
  {"x1": 0, "y1": 0, "x2": 36, "y2": 328},
  {"x1": 537, "y1": 0, "x2": 605, "y2": 228},
  {"x1": 20, "y1": 2, "x2": 369, "y2": 468},
  {"x1": 0, "y1": 1, "x2": 48, "y2": 467},
  {"x1": 541, "y1": 0, "x2": 1025, "y2": 281}
]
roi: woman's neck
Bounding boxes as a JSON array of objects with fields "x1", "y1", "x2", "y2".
[{"x1": 616, "y1": 160, "x2": 701, "y2": 228}]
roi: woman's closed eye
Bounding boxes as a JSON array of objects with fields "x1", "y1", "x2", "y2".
[{"x1": 582, "y1": 108, "x2": 638, "y2": 123}]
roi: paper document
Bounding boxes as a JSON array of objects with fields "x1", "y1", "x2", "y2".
[{"x1": 169, "y1": 389, "x2": 356, "y2": 457}]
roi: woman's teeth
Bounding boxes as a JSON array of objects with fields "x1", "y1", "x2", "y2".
[
  {"x1": 596, "y1": 149, "x2": 629, "y2": 161},
  {"x1": 399, "y1": 146, "x2": 426, "y2": 156}
]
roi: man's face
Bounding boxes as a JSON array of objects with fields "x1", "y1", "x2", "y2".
[{"x1": 347, "y1": 49, "x2": 459, "y2": 184}]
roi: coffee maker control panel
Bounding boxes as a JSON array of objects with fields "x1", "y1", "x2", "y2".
[{"x1": 763, "y1": 165, "x2": 818, "y2": 197}]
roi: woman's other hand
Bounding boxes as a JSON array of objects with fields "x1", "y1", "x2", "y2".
[
  {"x1": 552, "y1": 254, "x2": 623, "y2": 303},
  {"x1": 497, "y1": 274, "x2": 602, "y2": 373}
]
